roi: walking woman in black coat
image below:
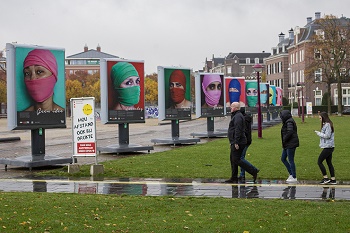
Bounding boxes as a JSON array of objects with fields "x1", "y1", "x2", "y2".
[{"x1": 280, "y1": 110, "x2": 299, "y2": 183}]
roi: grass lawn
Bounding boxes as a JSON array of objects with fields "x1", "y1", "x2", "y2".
[
  {"x1": 2, "y1": 115, "x2": 350, "y2": 233},
  {"x1": 0, "y1": 192, "x2": 350, "y2": 233}
]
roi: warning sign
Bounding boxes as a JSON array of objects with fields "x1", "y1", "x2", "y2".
[{"x1": 71, "y1": 97, "x2": 96, "y2": 157}]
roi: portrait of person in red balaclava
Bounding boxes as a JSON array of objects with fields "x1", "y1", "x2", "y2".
[{"x1": 168, "y1": 69, "x2": 191, "y2": 109}]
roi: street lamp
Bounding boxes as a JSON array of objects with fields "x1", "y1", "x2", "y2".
[
  {"x1": 253, "y1": 63, "x2": 263, "y2": 138},
  {"x1": 297, "y1": 82, "x2": 305, "y2": 123}
]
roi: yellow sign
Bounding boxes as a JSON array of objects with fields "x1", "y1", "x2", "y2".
[{"x1": 82, "y1": 104, "x2": 93, "y2": 115}]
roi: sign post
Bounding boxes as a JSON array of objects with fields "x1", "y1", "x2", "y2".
[{"x1": 71, "y1": 97, "x2": 97, "y2": 164}]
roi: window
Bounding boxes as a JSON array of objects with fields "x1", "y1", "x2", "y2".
[
  {"x1": 314, "y1": 49, "x2": 321, "y2": 60},
  {"x1": 254, "y1": 58, "x2": 259, "y2": 64},
  {"x1": 315, "y1": 29, "x2": 324, "y2": 39},
  {"x1": 315, "y1": 69, "x2": 322, "y2": 82},
  {"x1": 227, "y1": 66, "x2": 232, "y2": 74},
  {"x1": 315, "y1": 98, "x2": 322, "y2": 106},
  {"x1": 241, "y1": 66, "x2": 245, "y2": 74},
  {"x1": 333, "y1": 87, "x2": 350, "y2": 106},
  {"x1": 246, "y1": 58, "x2": 250, "y2": 64}
]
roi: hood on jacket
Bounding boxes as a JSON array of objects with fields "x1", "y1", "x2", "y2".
[
  {"x1": 240, "y1": 107, "x2": 252, "y2": 123},
  {"x1": 280, "y1": 110, "x2": 292, "y2": 123}
]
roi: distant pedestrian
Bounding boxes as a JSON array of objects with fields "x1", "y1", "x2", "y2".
[
  {"x1": 238, "y1": 107, "x2": 258, "y2": 182},
  {"x1": 279, "y1": 110, "x2": 299, "y2": 183},
  {"x1": 225, "y1": 102, "x2": 259, "y2": 183},
  {"x1": 314, "y1": 112, "x2": 336, "y2": 185}
]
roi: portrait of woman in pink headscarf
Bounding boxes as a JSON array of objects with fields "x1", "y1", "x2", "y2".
[
  {"x1": 201, "y1": 74, "x2": 223, "y2": 108},
  {"x1": 23, "y1": 49, "x2": 64, "y2": 111}
]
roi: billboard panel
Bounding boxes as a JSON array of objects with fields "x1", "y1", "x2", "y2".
[
  {"x1": 6, "y1": 43, "x2": 66, "y2": 130},
  {"x1": 195, "y1": 73, "x2": 224, "y2": 118},
  {"x1": 269, "y1": 85, "x2": 277, "y2": 106},
  {"x1": 276, "y1": 87, "x2": 283, "y2": 106},
  {"x1": 245, "y1": 80, "x2": 258, "y2": 107},
  {"x1": 224, "y1": 77, "x2": 246, "y2": 115},
  {"x1": 157, "y1": 66, "x2": 192, "y2": 121},
  {"x1": 260, "y1": 83, "x2": 269, "y2": 107},
  {"x1": 100, "y1": 59, "x2": 145, "y2": 124}
]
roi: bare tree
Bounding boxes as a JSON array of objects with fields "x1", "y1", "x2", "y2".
[{"x1": 305, "y1": 14, "x2": 350, "y2": 115}]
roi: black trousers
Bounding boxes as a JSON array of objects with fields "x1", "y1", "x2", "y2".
[
  {"x1": 230, "y1": 144, "x2": 258, "y2": 179},
  {"x1": 318, "y1": 147, "x2": 335, "y2": 177}
]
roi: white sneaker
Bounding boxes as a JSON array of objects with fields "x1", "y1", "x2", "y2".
[
  {"x1": 287, "y1": 177, "x2": 298, "y2": 183},
  {"x1": 286, "y1": 175, "x2": 293, "y2": 182}
]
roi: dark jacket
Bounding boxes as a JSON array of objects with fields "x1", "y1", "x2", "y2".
[
  {"x1": 243, "y1": 113, "x2": 252, "y2": 146},
  {"x1": 280, "y1": 110, "x2": 299, "y2": 149},
  {"x1": 228, "y1": 110, "x2": 247, "y2": 145}
]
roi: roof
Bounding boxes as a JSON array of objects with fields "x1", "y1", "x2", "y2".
[
  {"x1": 67, "y1": 49, "x2": 119, "y2": 59},
  {"x1": 226, "y1": 52, "x2": 271, "y2": 60}
]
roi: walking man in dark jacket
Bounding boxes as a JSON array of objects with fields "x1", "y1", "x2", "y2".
[
  {"x1": 238, "y1": 107, "x2": 258, "y2": 182},
  {"x1": 225, "y1": 102, "x2": 259, "y2": 183},
  {"x1": 280, "y1": 110, "x2": 299, "y2": 183}
]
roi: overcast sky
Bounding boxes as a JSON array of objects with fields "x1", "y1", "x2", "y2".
[{"x1": 1, "y1": 0, "x2": 350, "y2": 74}]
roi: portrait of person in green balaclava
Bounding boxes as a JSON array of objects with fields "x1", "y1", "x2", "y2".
[
  {"x1": 246, "y1": 81, "x2": 258, "y2": 107},
  {"x1": 110, "y1": 62, "x2": 141, "y2": 110}
]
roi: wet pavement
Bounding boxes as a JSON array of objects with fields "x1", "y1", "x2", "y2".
[
  {"x1": 1, "y1": 117, "x2": 350, "y2": 201},
  {"x1": 0, "y1": 177, "x2": 350, "y2": 200}
]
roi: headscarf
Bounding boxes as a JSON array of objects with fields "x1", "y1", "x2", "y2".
[
  {"x1": 228, "y1": 79, "x2": 241, "y2": 103},
  {"x1": 246, "y1": 81, "x2": 258, "y2": 107},
  {"x1": 24, "y1": 49, "x2": 58, "y2": 80},
  {"x1": 110, "y1": 62, "x2": 140, "y2": 106},
  {"x1": 202, "y1": 74, "x2": 222, "y2": 107},
  {"x1": 260, "y1": 83, "x2": 268, "y2": 105},
  {"x1": 169, "y1": 70, "x2": 186, "y2": 104},
  {"x1": 23, "y1": 49, "x2": 58, "y2": 103}
]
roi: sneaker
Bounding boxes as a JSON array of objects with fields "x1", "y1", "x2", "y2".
[
  {"x1": 319, "y1": 178, "x2": 331, "y2": 184},
  {"x1": 286, "y1": 177, "x2": 297, "y2": 183},
  {"x1": 329, "y1": 179, "x2": 337, "y2": 185},
  {"x1": 286, "y1": 175, "x2": 293, "y2": 182}
]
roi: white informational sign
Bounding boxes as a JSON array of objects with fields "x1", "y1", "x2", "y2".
[
  {"x1": 306, "y1": 102, "x2": 313, "y2": 115},
  {"x1": 71, "y1": 97, "x2": 97, "y2": 158}
]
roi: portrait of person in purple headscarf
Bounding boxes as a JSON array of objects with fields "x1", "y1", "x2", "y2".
[
  {"x1": 201, "y1": 74, "x2": 223, "y2": 108},
  {"x1": 23, "y1": 49, "x2": 63, "y2": 112}
]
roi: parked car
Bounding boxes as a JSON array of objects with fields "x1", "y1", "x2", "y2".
[{"x1": 342, "y1": 108, "x2": 350, "y2": 115}]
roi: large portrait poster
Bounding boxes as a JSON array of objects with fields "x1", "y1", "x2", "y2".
[
  {"x1": 276, "y1": 87, "x2": 283, "y2": 106},
  {"x1": 224, "y1": 77, "x2": 246, "y2": 115},
  {"x1": 6, "y1": 43, "x2": 66, "y2": 130},
  {"x1": 269, "y1": 85, "x2": 277, "y2": 106},
  {"x1": 195, "y1": 73, "x2": 224, "y2": 118},
  {"x1": 245, "y1": 80, "x2": 258, "y2": 107},
  {"x1": 157, "y1": 66, "x2": 192, "y2": 121},
  {"x1": 260, "y1": 83, "x2": 269, "y2": 107},
  {"x1": 100, "y1": 59, "x2": 145, "y2": 124}
]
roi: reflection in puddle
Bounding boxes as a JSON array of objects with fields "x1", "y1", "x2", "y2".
[{"x1": 0, "y1": 178, "x2": 349, "y2": 200}]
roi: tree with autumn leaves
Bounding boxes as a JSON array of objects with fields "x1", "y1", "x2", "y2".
[{"x1": 305, "y1": 14, "x2": 350, "y2": 115}]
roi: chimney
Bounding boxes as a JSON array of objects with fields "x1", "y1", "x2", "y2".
[
  {"x1": 279, "y1": 32, "x2": 285, "y2": 43},
  {"x1": 97, "y1": 44, "x2": 101, "y2": 52},
  {"x1": 84, "y1": 44, "x2": 88, "y2": 52},
  {"x1": 307, "y1": 17, "x2": 312, "y2": 24},
  {"x1": 289, "y1": 28, "x2": 294, "y2": 40},
  {"x1": 315, "y1": 12, "x2": 321, "y2": 20}
]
